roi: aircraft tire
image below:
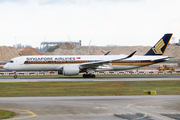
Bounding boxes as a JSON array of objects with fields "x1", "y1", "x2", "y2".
[
  {"x1": 83, "y1": 74, "x2": 87, "y2": 78},
  {"x1": 83, "y1": 74, "x2": 95, "y2": 78},
  {"x1": 87, "y1": 74, "x2": 91, "y2": 78},
  {"x1": 92, "y1": 74, "x2": 95, "y2": 78},
  {"x1": 14, "y1": 75, "x2": 17, "y2": 79}
]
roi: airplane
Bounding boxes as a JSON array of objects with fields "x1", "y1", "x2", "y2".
[{"x1": 3, "y1": 33, "x2": 173, "y2": 78}]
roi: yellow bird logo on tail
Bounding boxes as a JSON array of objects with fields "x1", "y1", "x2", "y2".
[{"x1": 152, "y1": 39, "x2": 165, "y2": 54}]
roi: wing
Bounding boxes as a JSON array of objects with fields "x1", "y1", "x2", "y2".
[{"x1": 80, "y1": 51, "x2": 137, "y2": 68}]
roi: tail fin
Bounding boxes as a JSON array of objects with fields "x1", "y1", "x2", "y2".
[{"x1": 145, "y1": 33, "x2": 173, "y2": 56}]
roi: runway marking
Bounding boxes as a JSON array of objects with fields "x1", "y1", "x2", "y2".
[
  {"x1": 126, "y1": 107, "x2": 148, "y2": 120},
  {"x1": 160, "y1": 113, "x2": 180, "y2": 120},
  {"x1": 96, "y1": 105, "x2": 164, "y2": 110},
  {"x1": 1, "y1": 108, "x2": 37, "y2": 120},
  {"x1": 136, "y1": 106, "x2": 163, "y2": 108},
  {"x1": 131, "y1": 113, "x2": 136, "y2": 115},
  {"x1": 160, "y1": 113, "x2": 180, "y2": 114},
  {"x1": 126, "y1": 98, "x2": 180, "y2": 120},
  {"x1": 95, "y1": 106, "x2": 122, "y2": 109},
  {"x1": 113, "y1": 113, "x2": 148, "y2": 120}
]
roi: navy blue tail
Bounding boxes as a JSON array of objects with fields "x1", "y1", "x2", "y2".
[{"x1": 145, "y1": 33, "x2": 173, "y2": 56}]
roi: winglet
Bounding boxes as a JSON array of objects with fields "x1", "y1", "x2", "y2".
[
  {"x1": 104, "y1": 51, "x2": 111, "y2": 55},
  {"x1": 111, "y1": 50, "x2": 137, "y2": 62},
  {"x1": 127, "y1": 51, "x2": 137, "y2": 58}
]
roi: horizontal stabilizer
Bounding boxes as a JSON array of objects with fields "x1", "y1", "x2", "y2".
[{"x1": 151, "y1": 57, "x2": 172, "y2": 63}]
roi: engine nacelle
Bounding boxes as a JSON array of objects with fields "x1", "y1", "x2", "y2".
[{"x1": 62, "y1": 65, "x2": 80, "y2": 76}]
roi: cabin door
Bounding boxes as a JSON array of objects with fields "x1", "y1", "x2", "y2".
[{"x1": 20, "y1": 58, "x2": 24, "y2": 65}]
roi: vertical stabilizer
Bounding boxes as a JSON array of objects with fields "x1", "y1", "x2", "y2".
[{"x1": 145, "y1": 33, "x2": 173, "y2": 56}]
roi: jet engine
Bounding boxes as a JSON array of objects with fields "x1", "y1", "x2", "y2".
[{"x1": 58, "y1": 65, "x2": 80, "y2": 76}]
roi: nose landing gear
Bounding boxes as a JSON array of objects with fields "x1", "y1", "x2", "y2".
[
  {"x1": 14, "y1": 75, "x2": 17, "y2": 79},
  {"x1": 13, "y1": 71, "x2": 17, "y2": 79}
]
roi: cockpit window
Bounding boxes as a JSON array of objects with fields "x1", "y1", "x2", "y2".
[{"x1": 8, "y1": 60, "x2": 14, "y2": 63}]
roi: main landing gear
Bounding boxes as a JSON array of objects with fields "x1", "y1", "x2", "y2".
[{"x1": 83, "y1": 74, "x2": 96, "y2": 78}]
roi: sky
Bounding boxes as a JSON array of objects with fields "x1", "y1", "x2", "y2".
[{"x1": 0, "y1": 0, "x2": 180, "y2": 48}]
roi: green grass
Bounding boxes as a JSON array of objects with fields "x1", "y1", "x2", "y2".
[
  {"x1": 0, "y1": 81, "x2": 180, "y2": 97},
  {"x1": 0, "y1": 110, "x2": 16, "y2": 119}
]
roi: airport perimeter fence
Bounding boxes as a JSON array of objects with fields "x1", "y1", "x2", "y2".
[{"x1": 0, "y1": 71, "x2": 180, "y2": 76}]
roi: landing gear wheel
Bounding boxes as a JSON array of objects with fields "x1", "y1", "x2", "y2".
[
  {"x1": 92, "y1": 74, "x2": 95, "y2": 78},
  {"x1": 83, "y1": 74, "x2": 86, "y2": 78},
  {"x1": 14, "y1": 75, "x2": 17, "y2": 79},
  {"x1": 83, "y1": 74, "x2": 96, "y2": 78},
  {"x1": 87, "y1": 74, "x2": 91, "y2": 78}
]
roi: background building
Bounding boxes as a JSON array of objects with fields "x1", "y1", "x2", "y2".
[{"x1": 40, "y1": 40, "x2": 81, "y2": 53}]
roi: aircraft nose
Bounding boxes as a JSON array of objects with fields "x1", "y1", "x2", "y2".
[{"x1": 3, "y1": 64, "x2": 8, "y2": 69}]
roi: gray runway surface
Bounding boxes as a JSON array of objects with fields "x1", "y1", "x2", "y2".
[
  {"x1": 0, "y1": 95, "x2": 180, "y2": 120},
  {"x1": 0, "y1": 76, "x2": 180, "y2": 82}
]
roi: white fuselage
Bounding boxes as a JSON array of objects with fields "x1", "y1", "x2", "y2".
[{"x1": 3, "y1": 55, "x2": 167, "y2": 72}]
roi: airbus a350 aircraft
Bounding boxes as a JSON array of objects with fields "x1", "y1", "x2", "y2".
[{"x1": 3, "y1": 33, "x2": 173, "y2": 78}]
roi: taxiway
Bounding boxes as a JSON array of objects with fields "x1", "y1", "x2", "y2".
[
  {"x1": 0, "y1": 76, "x2": 180, "y2": 120},
  {"x1": 0, "y1": 95, "x2": 180, "y2": 120}
]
